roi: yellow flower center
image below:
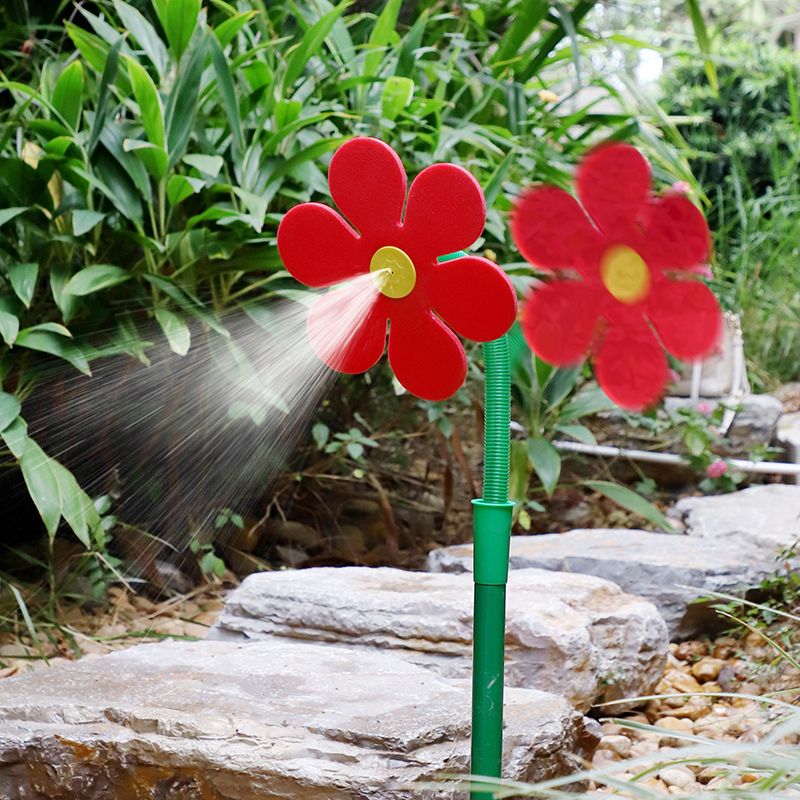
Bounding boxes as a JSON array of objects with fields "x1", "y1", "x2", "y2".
[
  {"x1": 600, "y1": 245, "x2": 651, "y2": 304},
  {"x1": 370, "y1": 246, "x2": 416, "y2": 299}
]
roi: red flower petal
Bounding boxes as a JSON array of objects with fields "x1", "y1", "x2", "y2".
[
  {"x1": 594, "y1": 320, "x2": 667, "y2": 410},
  {"x1": 647, "y1": 279, "x2": 722, "y2": 361},
  {"x1": 402, "y1": 164, "x2": 486, "y2": 257},
  {"x1": 577, "y1": 143, "x2": 651, "y2": 236},
  {"x1": 521, "y1": 281, "x2": 599, "y2": 365},
  {"x1": 277, "y1": 203, "x2": 364, "y2": 287},
  {"x1": 388, "y1": 309, "x2": 467, "y2": 401},
  {"x1": 428, "y1": 256, "x2": 517, "y2": 342},
  {"x1": 644, "y1": 193, "x2": 711, "y2": 271},
  {"x1": 511, "y1": 186, "x2": 601, "y2": 272},
  {"x1": 307, "y1": 286, "x2": 387, "y2": 373},
  {"x1": 328, "y1": 137, "x2": 406, "y2": 237}
]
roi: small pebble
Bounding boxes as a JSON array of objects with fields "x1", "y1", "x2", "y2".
[
  {"x1": 598, "y1": 734, "x2": 631, "y2": 757},
  {"x1": 691, "y1": 657, "x2": 725, "y2": 682},
  {"x1": 660, "y1": 766, "x2": 696, "y2": 789}
]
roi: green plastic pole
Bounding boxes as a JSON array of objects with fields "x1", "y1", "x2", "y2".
[
  {"x1": 471, "y1": 337, "x2": 513, "y2": 799},
  {"x1": 438, "y1": 253, "x2": 513, "y2": 797}
]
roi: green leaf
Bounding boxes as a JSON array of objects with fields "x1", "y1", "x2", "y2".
[
  {"x1": 49, "y1": 265, "x2": 79, "y2": 323},
  {"x1": 72, "y1": 209, "x2": 106, "y2": 236},
  {"x1": 527, "y1": 436, "x2": 561, "y2": 496},
  {"x1": 491, "y1": 0, "x2": 547, "y2": 68},
  {"x1": 0, "y1": 392, "x2": 21, "y2": 432},
  {"x1": 364, "y1": 0, "x2": 402, "y2": 79},
  {"x1": 166, "y1": 174, "x2": 204, "y2": 205},
  {"x1": 509, "y1": 438, "x2": 530, "y2": 505},
  {"x1": 114, "y1": 0, "x2": 169, "y2": 76},
  {"x1": 20, "y1": 442, "x2": 62, "y2": 536},
  {"x1": 51, "y1": 61, "x2": 84, "y2": 130},
  {"x1": 15, "y1": 330, "x2": 91, "y2": 375},
  {"x1": 165, "y1": 33, "x2": 208, "y2": 164},
  {"x1": 88, "y1": 35, "x2": 124, "y2": 155},
  {"x1": 312, "y1": 422, "x2": 329, "y2": 448},
  {"x1": 208, "y1": 34, "x2": 243, "y2": 157},
  {"x1": 183, "y1": 154, "x2": 223, "y2": 177},
  {"x1": 0, "y1": 207, "x2": 28, "y2": 227},
  {"x1": 381, "y1": 76, "x2": 414, "y2": 120},
  {"x1": 7, "y1": 262, "x2": 38, "y2": 308},
  {"x1": 125, "y1": 56, "x2": 165, "y2": 149},
  {"x1": 65, "y1": 264, "x2": 132, "y2": 296},
  {"x1": 23, "y1": 322, "x2": 72, "y2": 337},
  {"x1": 155, "y1": 308, "x2": 191, "y2": 355},
  {"x1": 0, "y1": 310, "x2": 19, "y2": 345},
  {"x1": 53, "y1": 459, "x2": 98, "y2": 546},
  {"x1": 153, "y1": 0, "x2": 201, "y2": 59},
  {"x1": 555, "y1": 424, "x2": 596, "y2": 445},
  {"x1": 584, "y1": 480, "x2": 676, "y2": 532},
  {"x1": 684, "y1": 0, "x2": 718, "y2": 94},
  {"x1": 283, "y1": 1, "x2": 349, "y2": 94},
  {"x1": 347, "y1": 442, "x2": 364, "y2": 460},
  {"x1": 214, "y1": 11, "x2": 257, "y2": 48},
  {"x1": 66, "y1": 22, "x2": 109, "y2": 73},
  {"x1": 122, "y1": 138, "x2": 169, "y2": 179}
]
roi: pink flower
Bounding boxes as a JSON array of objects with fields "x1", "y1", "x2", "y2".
[
  {"x1": 706, "y1": 459, "x2": 728, "y2": 479},
  {"x1": 671, "y1": 181, "x2": 691, "y2": 195},
  {"x1": 696, "y1": 402, "x2": 712, "y2": 415}
]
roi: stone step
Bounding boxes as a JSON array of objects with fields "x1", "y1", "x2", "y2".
[
  {"x1": 427, "y1": 529, "x2": 773, "y2": 639},
  {"x1": 0, "y1": 639, "x2": 598, "y2": 800},
  {"x1": 670, "y1": 484, "x2": 800, "y2": 550},
  {"x1": 208, "y1": 566, "x2": 667, "y2": 711}
]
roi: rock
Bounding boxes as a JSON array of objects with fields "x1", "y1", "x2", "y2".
[
  {"x1": 0, "y1": 640, "x2": 597, "y2": 799},
  {"x1": 672, "y1": 484, "x2": 800, "y2": 552},
  {"x1": 427, "y1": 529, "x2": 772, "y2": 639},
  {"x1": 598, "y1": 734, "x2": 631, "y2": 757},
  {"x1": 265, "y1": 520, "x2": 320, "y2": 551},
  {"x1": 659, "y1": 766, "x2": 697, "y2": 789},
  {"x1": 691, "y1": 657, "x2": 725, "y2": 683},
  {"x1": 208, "y1": 566, "x2": 667, "y2": 712},
  {"x1": 777, "y1": 412, "x2": 800, "y2": 486}
]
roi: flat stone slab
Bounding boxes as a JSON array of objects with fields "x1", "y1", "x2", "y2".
[
  {"x1": 0, "y1": 640, "x2": 597, "y2": 800},
  {"x1": 427, "y1": 529, "x2": 773, "y2": 639},
  {"x1": 672, "y1": 484, "x2": 800, "y2": 551},
  {"x1": 209, "y1": 566, "x2": 667, "y2": 711}
]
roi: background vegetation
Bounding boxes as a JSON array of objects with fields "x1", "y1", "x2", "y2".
[{"x1": 0, "y1": 0, "x2": 796, "y2": 621}]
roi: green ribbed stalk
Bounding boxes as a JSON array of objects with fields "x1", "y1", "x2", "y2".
[{"x1": 438, "y1": 253, "x2": 513, "y2": 798}]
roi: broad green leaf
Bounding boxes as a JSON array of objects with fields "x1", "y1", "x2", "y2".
[
  {"x1": 381, "y1": 76, "x2": 414, "y2": 120},
  {"x1": 7, "y1": 262, "x2": 38, "y2": 308},
  {"x1": 0, "y1": 207, "x2": 28, "y2": 227},
  {"x1": 0, "y1": 310, "x2": 19, "y2": 345},
  {"x1": 125, "y1": 56, "x2": 165, "y2": 149},
  {"x1": 20, "y1": 442, "x2": 62, "y2": 536},
  {"x1": 555, "y1": 424, "x2": 596, "y2": 445},
  {"x1": 15, "y1": 330, "x2": 91, "y2": 375},
  {"x1": 64, "y1": 264, "x2": 132, "y2": 296},
  {"x1": 364, "y1": 0, "x2": 402, "y2": 79},
  {"x1": 0, "y1": 392, "x2": 21, "y2": 432},
  {"x1": 23, "y1": 322, "x2": 72, "y2": 337},
  {"x1": 53, "y1": 459, "x2": 97, "y2": 546},
  {"x1": 214, "y1": 11, "x2": 257, "y2": 48},
  {"x1": 143, "y1": 273, "x2": 228, "y2": 337},
  {"x1": 114, "y1": 0, "x2": 169, "y2": 76},
  {"x1": 155, "y1": 308, "x2": 191, "y2": 355},
  {"x1": 72, "y1": 209, "x2": 106, "y2": 236},
  {"x1": 165, "y1": 34, "x2": 207, "y2": 164},
  {"x1": 491, "y1": 0, "x2": 547, "y2": 68},
  {"x1": 561, "y1": 387, "x2": 614, "y2": 422},
  {"x1": 584, "y1": 480, "x2": 676, "y2": 532},
  {"x1": 88, "y1": 35, "x2": 124, "y2": 155},
  {"x1": 50, "y1": 265, "x2": 79, "y2": 324},
  {"x1": 312, "y1": 422, "x2": 329, "y2": 448},
  {"x1": 166, "y1": 174, "x2": 204, "y2": 205},
  {"x1": 51, "y1": 61, "x2": 84, "y2": 131},
  {"x1": 282, "y1": 1, "x2": 349, "y2": 93},
  {"x1": 209, "y1": 34, "x2": 243, "y2": 157},
  {"x1": 66, "y1": 22, "x2": 109, "y2": 73},
  {"x1": 153, "y1": 0, "x2": 201, "y2": 59},
  {"x1": 527, "y1": 436, "x2": 561, "y2": 496},
  {"x1": 1, "y1": 417, "x2": 28, "y2": 458},
  {"x1": 509, "y1": 438, "x2": 530, "y2": 505},
  {"x1": 183, "y1": 154, "x2": 223, "y2": 177},
  {"x1": 122, "y1": 138, "x2": 169, "y2": 180}
]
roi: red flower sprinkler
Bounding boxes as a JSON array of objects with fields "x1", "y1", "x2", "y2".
[
  {"x1": 278, "y1": 136, "x2": 517, "y2": 795},
  {"x1": 512, "y1": 143, "x2": 722, "y2": 410}
]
